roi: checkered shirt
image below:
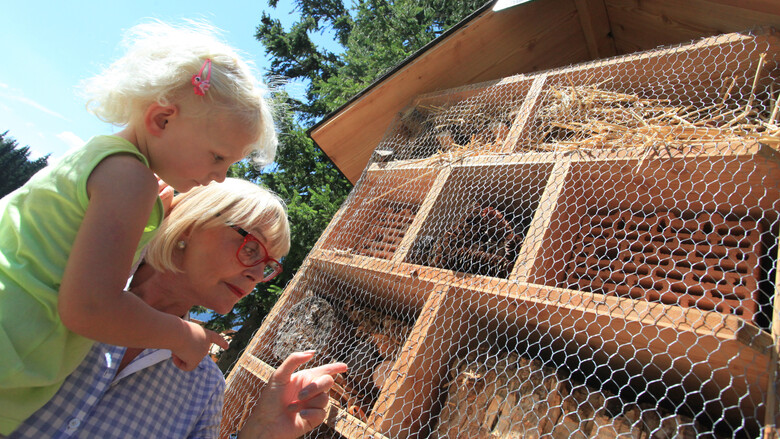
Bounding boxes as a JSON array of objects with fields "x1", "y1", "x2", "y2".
[{"x1": 9, "y1": 343, "x2": 225, "y2": 438}]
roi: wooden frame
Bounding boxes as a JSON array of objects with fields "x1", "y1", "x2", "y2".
[{"x1": 224, "y1": 30, "x2": 780, "y2": 439}]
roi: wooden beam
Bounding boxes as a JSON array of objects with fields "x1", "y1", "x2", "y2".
[
  {"x1": 764, "y1": 220, "x2": 780, "y2": 438},
  {"x1": 240, "y1": 354, "x2": 274, "y2": 381},
  {"x1": 369, "y1": 286, "x2": 451, "y2": 437},
  {"x1": 392, "y1": 168, "x2": 450, "y2": 264},
  {"x1": 511, "y1": 158, "x2": 572, "y2": 281},
  {"x1": 574, "y1": 0, "x2": 617, "y2": 58},
  {"x1": 501, "y1": 73, "x2": 548, "y2": 153},
  {"x1": 605, "y1": 0, "x2": 780, "y2": 54},
  {"x1": 326, "y1": 404, "x2": 390, "y2": 439}
]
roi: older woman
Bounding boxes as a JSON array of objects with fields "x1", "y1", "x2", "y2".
[{"x1": 9, "y1": 178, "x2": 347, "y2": 438}]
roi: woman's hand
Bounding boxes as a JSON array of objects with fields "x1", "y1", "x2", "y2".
[{"x1": 238, "y1": 352, "x2": 348, "y2": 439}]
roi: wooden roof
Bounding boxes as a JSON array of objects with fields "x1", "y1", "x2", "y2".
[{"x1": 308, "y1": 0, "x2": 780, "y2": 183}]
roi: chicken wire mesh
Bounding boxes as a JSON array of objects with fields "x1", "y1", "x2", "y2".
[{"x1": 222, "y1": 29, "x2": 780, "y2": 439}]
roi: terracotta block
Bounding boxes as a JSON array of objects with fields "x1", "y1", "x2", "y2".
[{"x1": 565, "y1": 207, "x2": 766, "y2": 323}]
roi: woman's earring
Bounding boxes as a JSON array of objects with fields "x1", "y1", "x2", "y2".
[{"x1": 177, "y1": 240, "x2": 186, "y2": 250}]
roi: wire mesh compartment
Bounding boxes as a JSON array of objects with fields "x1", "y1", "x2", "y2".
[
  {"x1": 516, "y1": 31, "x2": 779, "y2": 156},
  {"x1": 272, "y1": 275, "x2": 418, "y2": 422},
  {"x1": 322, "y1": 293, "x2": 414, "y2": 422},
  {"x1": 425, "y1": 288, "x2": 764, "y2": 439},
  {"x1": 323, "y1": 169, "x2": 435, "y2": 260},
  {"x1": 221, "y1": 265, "x2": 430, "y2": 439},
  {"x1": 434, "y1": 346, "x2": 714, "y2": 438},
  {"x1": 224, "y1": 29, "x2": 780, "y2": 439},
  {"x1": 377, "y1": 78, "x2": 532, "y2": 162},
  {"x1": 521, "y1": 155, "x2": 780, "y2": 327},
  {"x1": 406, "y1": 163, "x2": 553, "y2": 279}
]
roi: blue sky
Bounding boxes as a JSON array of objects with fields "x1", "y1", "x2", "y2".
[{"x1": 0, "y1": 0, "x2": 332, "y2": 160}]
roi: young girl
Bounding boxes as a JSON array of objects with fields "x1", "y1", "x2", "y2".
[{"x1": 0, "y1": 20, "x2": 277, "y2": 433}]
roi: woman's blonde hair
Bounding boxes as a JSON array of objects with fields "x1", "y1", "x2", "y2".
[
  {"x1": 145, "y1": 178, "x2": 290, "y2": 273},
  {"x1": 80, "y1": 19, "x2": 277, "y2": 166}
]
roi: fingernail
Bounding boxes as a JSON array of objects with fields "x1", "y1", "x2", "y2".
[{"x1": 303, "y1": 350, "x2": 317, "y2": 354}]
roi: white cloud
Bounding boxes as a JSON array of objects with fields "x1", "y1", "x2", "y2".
[
  {"x1": 56, "y1": 131, "x2": 85, "y2": 151},
  {"x1": 0, "y1": 86, "x2": 68, "y2": 121},
  {"x1": 27, "y1": 131, "x2": 83, "y2": 160},
  {"x1": 16, "y1": 96, "x2": 69, "y2": 121}
]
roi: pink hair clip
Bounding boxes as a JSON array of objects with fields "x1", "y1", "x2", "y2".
[{"x1": 191, "y1": 59, "x2": 212, "y2": 96}]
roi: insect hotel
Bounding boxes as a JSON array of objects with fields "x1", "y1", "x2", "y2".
[{"x1": 222, "y1": 2, "x2": 780, "y2": 438}]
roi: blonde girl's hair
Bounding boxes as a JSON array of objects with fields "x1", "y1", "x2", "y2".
[
  {"x1": 144, "y1": 178, "x2": 290, "y2": 273},
  {"x1": 80, "y1": 19, "x2": 277, "y2": 167}
]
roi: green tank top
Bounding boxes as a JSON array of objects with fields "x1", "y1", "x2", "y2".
[{"x1": 0, "y1": 135, "x2": 163, "y2": 433}]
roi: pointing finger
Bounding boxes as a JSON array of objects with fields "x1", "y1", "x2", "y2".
[
  {"x1": 272, "y1": 351, "x2": 317, "y2": 382},
  {"x1": 300, "y1": 362, "x2": 348, "y2": 379}
]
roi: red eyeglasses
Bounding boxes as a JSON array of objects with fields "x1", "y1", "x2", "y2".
[{"x1": 229, "y1": 225, "x2": 283, "y2": 282}]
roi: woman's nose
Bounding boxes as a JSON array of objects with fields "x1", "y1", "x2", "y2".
[
  {"x1": 209, "y1": 171, "x2": 227, "y2": 183},
  {"x1": 244, "y1": 263, "x2": 266, "y2": 283}
]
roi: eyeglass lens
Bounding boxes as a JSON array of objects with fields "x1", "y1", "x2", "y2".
[{"x1": 240, "y1": 239, "x2": 279, "y2": 279}]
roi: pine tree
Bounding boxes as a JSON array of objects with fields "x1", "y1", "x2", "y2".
[
  {"x1": 0, "y1": 131, "x2": 49, "y2": 198},
  {"x1": 213, "y1": 1, "x2": 486, "y2": 372}
]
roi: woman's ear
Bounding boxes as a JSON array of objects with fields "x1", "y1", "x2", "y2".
[
  {"x1": 172, "y1": 226, "x2": 194, "y2": 268},
  {"x1": 179, "y1": 225, "x2": 194, "y2": 242},
  {"x1": 145, "y1": 103, "x2": 178, "y2": 137},
  {"x1": 179, "y1": 224, "x2": 197, "y2": 245}
]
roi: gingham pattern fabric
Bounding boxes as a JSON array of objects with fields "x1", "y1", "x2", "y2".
[{"x1": 9, "y1": 343, "x2": 225, "y2": 438}]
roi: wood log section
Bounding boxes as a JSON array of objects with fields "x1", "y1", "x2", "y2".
[
  {"x1": 421, "y1": 204, "x2": 524, "y2": 278},
  {"x1": 434, "y1": 347, "x2": 722, "y2": 438},
  {"x1": 273, "y1": 293, "x2": 337, "y2": 362},
  {"x1": 276, "y1": 292, "x2": 416, "y2": 423}
]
